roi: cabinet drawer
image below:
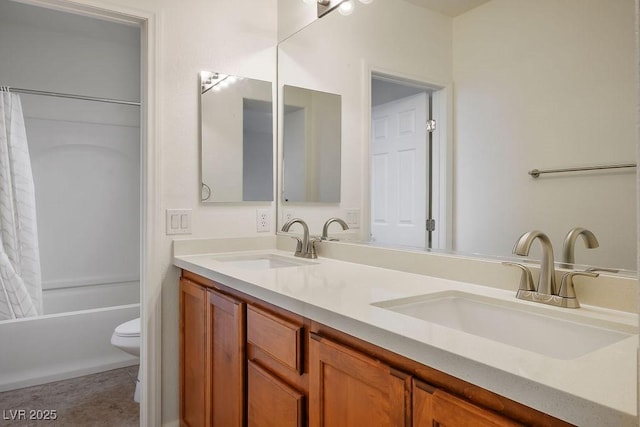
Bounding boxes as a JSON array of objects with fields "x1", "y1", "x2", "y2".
[{"x1": 247, "y1": 305, "x2": 303, "y2": 374}]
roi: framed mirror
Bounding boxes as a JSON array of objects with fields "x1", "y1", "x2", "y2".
[
  {"x1": 276, "y1": 0, "x2": 637, "y2": 272},
  {"x1": 200, "y1": 71, "x2": 274, "y2": 203},
  {"x1": 282, "y1": 85, "x2": 341, "y2": 203}
]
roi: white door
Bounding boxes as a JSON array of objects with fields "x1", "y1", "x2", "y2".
[{"x1": 371, "y1": 92, "x2": 429, "y2": 248}]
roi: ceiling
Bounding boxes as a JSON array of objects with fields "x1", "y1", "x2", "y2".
[{"x1": 404, "y1": 0, "x2": 491, "y2": 17}]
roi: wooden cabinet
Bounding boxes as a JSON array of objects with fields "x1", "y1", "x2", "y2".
[
  {"x1": 413, "y1": 379, "x2": 521, "y2": 427},
  {"x1": 247, "y1": 360, "x2": 305, "y2": 427},
  {"x1": 179, "y1": 277, "x2": 245, "y2": 427},
  {"x1": 179, "y1": 270, "x2": 572, "y2": 427},
  {"x1": 207, "y1": 289, "x2": 245, "y2": 427},
  {"x1": 180, "y1": 278, "x2": 208, "y2": 427},
  {"x1": 309, "y1": 333, "x2": 410, "y2": 427},
  {"x1": 246, "y1": 305, "x2": 307, "y2": 427}
]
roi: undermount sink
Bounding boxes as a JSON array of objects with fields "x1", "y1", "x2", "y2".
[
  {"x1": 373, "y1": 291, "x2": 635, "y2": 359},
  {"x1": 215, "y1": 253, "x2": 317, "y2": 270}
]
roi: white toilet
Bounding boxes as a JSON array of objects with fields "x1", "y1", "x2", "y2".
[{"x1": 111, "y1": 317, "x2": 141, "y2": 402}]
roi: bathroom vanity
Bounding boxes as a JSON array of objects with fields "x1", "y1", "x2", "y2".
[{"x1": 174, "y1": 241, "x2": 638, "y2": 426}]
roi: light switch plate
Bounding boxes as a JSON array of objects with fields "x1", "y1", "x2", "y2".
[
  {"x1": 283, "y1": 210, "x2": 296, "y2": 223},
  {"x1": 345, "y1": 209, "x2": 360, "y2": 229},
  {"x1": 166, "y1": 209, "x2": 192, "y2": 235}
]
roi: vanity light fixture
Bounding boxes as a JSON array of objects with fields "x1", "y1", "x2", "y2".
[
  {"x1": 316, "y1": 0, "x2": 372, "y2": 18},
  {"x1": 200, "y1": 71, "x2": 242, "y2": 94},
  {"x1": 338, "y1": 0, "x2": 354, "y2": 16},
  {"x1": 317, "y1": 0, "x2": 344, "y2": 17}
]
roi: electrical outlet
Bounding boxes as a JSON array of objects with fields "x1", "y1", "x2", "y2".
[
  {"x1": 256, "y1": 209, "x2": 270, "y2": 232},
  {"x1": 166, "y1": 209, "x2": 192, "y2": 235},
  {"x1": 283, "y1": 210, "x2": 295, "y2": 223}
]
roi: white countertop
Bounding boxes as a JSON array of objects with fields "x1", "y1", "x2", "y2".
[{"x1": 174, "y1": 249, "x2": 638, "y2": 426}]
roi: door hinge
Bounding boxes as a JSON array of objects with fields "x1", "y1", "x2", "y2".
[
  {"x1": 426, "y1": 219, "x2": 436, "y2": 232},
  {"x1": 426, "y1": 119, "x2": 436, "y2": 133}
]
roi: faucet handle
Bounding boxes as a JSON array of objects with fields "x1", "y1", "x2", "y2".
[
  {"x1": 558, "y1": 271, "x2": 599, "y2": 299},
  {"x1": 502, "y1": 262, "x2": 535, "y2": 292},
  {"x1": 307, "y1": 238, "x2": 321, "y2": 259},
  {"x1": 288, "y1": 236, "x2": 303, "y2": 256}
]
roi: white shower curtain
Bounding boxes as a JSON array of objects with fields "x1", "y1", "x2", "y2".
[{"x1": 0, "y1": 88, "x2": 42, "y2": 320}]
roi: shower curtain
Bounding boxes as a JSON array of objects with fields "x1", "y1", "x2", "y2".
[{"x1": 0, "y1": 88, "x2": 42, "y2": 320}]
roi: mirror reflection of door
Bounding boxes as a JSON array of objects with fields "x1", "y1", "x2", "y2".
[{"x1": 370, "y1": 74, "x2": 444, "y2": 249}]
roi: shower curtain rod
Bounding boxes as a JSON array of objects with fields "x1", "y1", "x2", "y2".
[{"x1": 4, "y1": 87, "x2": 140, "y2": 106}]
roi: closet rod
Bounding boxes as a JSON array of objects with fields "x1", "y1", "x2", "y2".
[
  {"x1": 528, "y1": 163, "x2": 636, "y2": 178},
  {"x1": 5, "y1": 87, "x2": 140, "y2": 106}
]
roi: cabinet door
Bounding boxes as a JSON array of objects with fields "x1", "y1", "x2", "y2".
[
  {"x1": 248, "y1": 360, "x2": 304, "y2": 427},
  {"x1": 208, "y1": 289, "x2": 246, "y2": 427},
  {"x1": 413, "y1": 379, "x2": 521, "y2": 427},
  {"x1": 309, "y1": 334, "x2": 409, "y2": 427},
  {"x1": 180, "y1": 279, "x2": 208, "y2": 427}
]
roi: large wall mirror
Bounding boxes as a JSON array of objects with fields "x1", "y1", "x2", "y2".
[
  {"x1": 200, "y1": 71, "x2": 274, "y2": 203},
  {"x1": 282, "y1": 85, "x2": 341, "y2": 203},
  {"x1": 276, "y1": 0, "x2": 637, "y2": 272}
]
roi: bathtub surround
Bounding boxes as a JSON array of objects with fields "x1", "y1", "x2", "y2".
[
  {"x1": 0, "y1": 1, "x2": 141, "y2": 316},
  {"x1": 0, "y1": 89, "x2": 42, "y2": 320},
  {"x1": 0, "y1": 303, "x2": 139, "y2": 392}
]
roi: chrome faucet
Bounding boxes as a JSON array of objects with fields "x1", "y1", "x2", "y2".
[
  {"x1": 561, "y1": 227, "x2": 599, "y2": 268},
  {"x1": 505, "y1": 230, "x2": 599, "y2": 308},
  {"x1": 281, "y1": 218, "x2": 319, "y2": 259},
  {"x1": 321, "y1": 217, "x2": 349, "y2": 240},
  {"x1": 513, "y1": 230, "x2": 557, "y2": 295}
]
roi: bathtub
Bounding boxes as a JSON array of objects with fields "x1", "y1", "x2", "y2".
[{"x1": 0, "y1": 280, "x2": 140, "y2": 392}]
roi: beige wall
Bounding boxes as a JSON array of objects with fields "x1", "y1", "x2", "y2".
[
  {"x1": 154, "y1": 1, "x2": 276, "y2": 422},
  {"x1": 278, "y1": 0, "x2": 453, "y2": 234},
  {"x1": 453, "y1": 0, "x2": 637, "y2": 269}
]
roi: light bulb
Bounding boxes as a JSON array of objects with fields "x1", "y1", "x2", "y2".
[{"x1": 338, "y1": 0, "x2": 354, "y2": 15}]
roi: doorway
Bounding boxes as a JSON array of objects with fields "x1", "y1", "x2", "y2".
[
  {"x1": 0, "y1": 0, "x2": 144, "y2": 424},
  {"x1": 370, "y1": 73, "x2": 446, "y2": 249}
]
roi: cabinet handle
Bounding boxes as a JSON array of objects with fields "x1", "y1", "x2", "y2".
[
  {"x1": 389, "y1": 367, "x2": 409, "y2": 380},
  {"x1": 309, "y1": 332, "x2": 322, "y2": 342},
  {"x1": 413, "y1": 379, "x2": 436, "y2": 394}
]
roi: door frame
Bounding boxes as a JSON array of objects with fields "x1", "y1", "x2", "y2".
[
  {"x1": 363, "y1": 64, "x2": 452, "y2": 250},
  {"x1": 12, "y1": 0, "x2": 161, "y2": 425}
]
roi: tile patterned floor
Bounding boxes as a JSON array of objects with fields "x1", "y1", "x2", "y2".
[{"x1": 0, "y1": 366, "x2": 139, "y2": 426}]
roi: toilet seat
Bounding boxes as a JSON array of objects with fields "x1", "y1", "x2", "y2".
[
  {"x1": 114, "y1": 318, "x2": 140, "y2": 338},
  {"x1": 111, "y1": 318, "x2": 140, "y2": 357}
]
